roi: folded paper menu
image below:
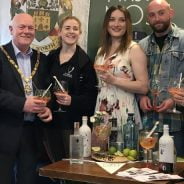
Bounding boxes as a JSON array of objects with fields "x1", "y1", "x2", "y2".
[
  {"x1": 96, "y1": 162, "x2": 126, "y2": 174},
  {"x1": 117, "y1": 167, "x2": 158, "y2": 177},
  {"x1": 117, "y1": 167, "x2": 183, "y2": 182},
  {"x1": 134, "y1": 173, "x2": 183, "y2": 182}
]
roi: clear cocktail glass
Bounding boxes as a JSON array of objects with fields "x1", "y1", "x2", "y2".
[
  {"x1": 139, "y1": 131, "x2": 158, "y2": 167},
  {"x1": 53, "y1": 80, "x2": 68, "y2": 112},
  {"x1": 94, "y1": 63, "x2": 114, "y2": 89},
  {"x1": 168, "y1": 76, "x2": 184, "y2": 114},
  {"x1": 34, "y1": 89, "x2": 51, "y2": 104},
  {"x1": 149, "y1": 76, "x2": 162, "y2": 111}
]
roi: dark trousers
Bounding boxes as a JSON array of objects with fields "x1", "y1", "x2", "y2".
[
  {"x1": 0, "y1": 124, "x2": 39, "y2": 184},
  {"x1": 170, "y1": 130, "x2": 184, "y2": 157},
  {"x1": 44, "y1": 128, "x2": 72, "y2": 161}
]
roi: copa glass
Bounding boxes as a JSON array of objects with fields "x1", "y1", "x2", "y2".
[
  {"x1": 168, "y1": 76, "x2": 184, "y2": 114},
  {"x1": 149, "y1": 75, "x2": 162, "y2": 111},
  {"x1": 94, "y1": 63, "x2": 114, "y2": 89},
  {"x1": 34, "y1": 89, "x2": 51, "y2": 104},
  {"x1": 53, "y1": 80, "x2": 68, "y2": 112},
  {"x1": 139, "y1": 131, "x2": 158, "y2": 167}
]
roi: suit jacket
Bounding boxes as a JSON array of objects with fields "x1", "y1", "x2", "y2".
[{"x1": 0, "y1": 41, "x2": 50, "y2": 154}]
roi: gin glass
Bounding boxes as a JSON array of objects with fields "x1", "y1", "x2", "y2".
[
  {"x1": 139, "y1": 131, "x2": 158, "y2": 167},
  {"x1": 91, "y1": 122, "x2": 112, "y2": 152},
  {"x1": 34, "y1": 89, "x2": 51, "y2": 104},
  {"x1": 94, "y1": 63, "x2": 114, "y2": 89},
  {"x1": 168, "y1": 76, "x2": 184, "y2": 114},
  {"x1": 149, "y1": 76, "x2": 162, "y2": 111},
  {"x1": 53, "y1": 80, "x2": 68, "y2": 112}
]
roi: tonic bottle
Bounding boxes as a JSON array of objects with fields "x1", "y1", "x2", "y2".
[
  {"x1": 70, "y1": 122, "x2": 84, "y2": 164},
  {"x1": 123, "y1": 113, "x2": 138, "y2": 149},
  {"x1": 79, "y1": 116, "x2": 91, "y2": 157},
  {"x1": 159, "y1": 124, "x2": 175, "y2": 173}
]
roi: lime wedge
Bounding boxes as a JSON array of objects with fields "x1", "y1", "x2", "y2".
[{"x1": 92, "y1": 147, "x2": 101, "y2": 152}]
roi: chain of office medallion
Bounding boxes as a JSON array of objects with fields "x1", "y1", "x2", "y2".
[{"x1": 0, "y1": 46, "x2": 40, "y2": 86}]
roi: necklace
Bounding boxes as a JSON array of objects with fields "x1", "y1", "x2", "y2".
[{"x1": 0, "y1": 46, "x2": 40, "y2": 95}]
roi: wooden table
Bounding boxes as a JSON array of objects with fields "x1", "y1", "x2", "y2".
[{"x1": 39, "y1": 160, "x2": 184, "y2": 184}]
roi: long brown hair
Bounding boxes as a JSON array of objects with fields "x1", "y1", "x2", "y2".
[{"x1": 98, "y1": 5, "x2": 132, "y2": 56}]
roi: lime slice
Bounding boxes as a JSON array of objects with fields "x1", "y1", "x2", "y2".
[
  {"x1": 114, "y1": 151, "x2": 124, "y2": 156},
  {"x1": 92, "y1": 147, "x2": 101, "y2": 152}
]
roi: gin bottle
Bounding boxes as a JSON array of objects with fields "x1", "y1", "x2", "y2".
[
  {"x1": 159, "y1": 125, "x2": 175, "y2": 173},
  {"x1": 70, "y1": 122, "x2": 84, "y2": 164},
  {"x1": 79, "y1": 116, "x2": 91, "y2": 157},
  {"x1": 123, "y1": 113, "x2": 138, "y2": 149}
]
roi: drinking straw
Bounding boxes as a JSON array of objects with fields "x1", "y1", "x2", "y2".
[
  {"x1": 42, "y1": 83, "x2": 52, "y2": 97},
  {"x1": 178, "y1": 73, "x2": 183, "y2": 88},
  {"x1": 146, "y1": 121, "x2": 159, "y2": 138},
  {"x1": 53, "y1": 76, "x2": 65, "y2": 92}
]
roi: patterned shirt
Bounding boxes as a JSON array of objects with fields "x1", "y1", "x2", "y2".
[{"x1": 139, "y1": 24, "x2": 184, "y2": 132}]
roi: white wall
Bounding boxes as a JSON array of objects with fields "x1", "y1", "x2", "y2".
[{"x1": 0, "y1": 0, "x2": 11, "y2": 44}]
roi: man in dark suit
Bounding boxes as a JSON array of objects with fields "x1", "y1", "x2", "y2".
[{"x1": 0, "y1": 13, "x2": 52, "y2": 184}]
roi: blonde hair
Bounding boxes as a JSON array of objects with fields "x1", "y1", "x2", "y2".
[{"x1": 59, "y1": 16, "x2": 82, "y2": 33}]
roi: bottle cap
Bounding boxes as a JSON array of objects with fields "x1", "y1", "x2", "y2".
[
  {"x1": 74, "y1": 122, "x2": 80, "y2": 134},
  {"x1": 82, "y1": 116, "x2": 88, "y2": 121},
  {"x1": 163, "y1": 124, "x2": 169, "y2": 129}
]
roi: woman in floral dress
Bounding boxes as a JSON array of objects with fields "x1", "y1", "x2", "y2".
[{"x1": 94, "y1": 5, "x2": 148, "y2": 131}]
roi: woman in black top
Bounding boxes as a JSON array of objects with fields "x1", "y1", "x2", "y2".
[{"x1": 46, "y1": 16, "x2": 97, "y2": 160}]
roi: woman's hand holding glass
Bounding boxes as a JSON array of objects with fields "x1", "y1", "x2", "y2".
[
  {"x1": 99, "y1": 70, "x2": 116, "y2": 84},
  {"x1": 94, "y1": 63, "x2": 114, "y2": 88},
  {"x1": 53, "y1": 80, "x2": 70, "y2": 112},
  {"x1": 55, "y1": 90, "x2": 71, "y2": 106}
]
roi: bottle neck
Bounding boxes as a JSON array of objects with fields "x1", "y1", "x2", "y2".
[
  {"x1": 82, "y1": 116, "x2": 88, "y2": 126},
  {"x1": 74, "y1": 122, "x2": 80, "y2": 135},
  {"x1": 127, "y1": 117, "x2": 134, "y2": 124},
  {"x1": 127, "y1": 113, "x2": 134, "y2": 123},
  {"x1": 163, "y1": 128, "x2": 169, "y2": 136}
]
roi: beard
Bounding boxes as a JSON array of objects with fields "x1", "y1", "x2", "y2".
[{"x1": 149, "y1": 20, "x2": 170, "y2": 33}]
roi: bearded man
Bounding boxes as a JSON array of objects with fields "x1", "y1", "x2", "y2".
[{"x1": 139, "y1": 0, "x2": 184, "y2": 157}]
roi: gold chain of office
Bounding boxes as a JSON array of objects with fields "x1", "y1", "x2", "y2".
[{"x1": 0, "y1": 46, "x2": 40, "y2": 95}]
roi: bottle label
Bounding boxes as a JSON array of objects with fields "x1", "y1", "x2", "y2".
[
  {"x1": 159, "y1": 162, "x2": 174, "y2": 173},
  {"x1": 70, "y1": 135, "x2": 84, "y2": 163},
  {"x1": 79, "y1": 126, "x2": 91, "y2": 157},
  {"x1": 83, "y1": 134, "x2": 91, "y2": 157},
  {"x1": 159, "y1": 143, "x2": 174, "y2": 163}
]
